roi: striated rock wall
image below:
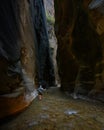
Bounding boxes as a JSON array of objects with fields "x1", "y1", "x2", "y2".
[
  {"x1": 0, "y1": 0, "x2": 37, "y2": 119},
  {"x1": 0, "y1": 0, "x2": 55, "y2": 95},
  {"x1": 0, "y1": 0, "x2": 36, "y2": 95},
  {"x1": 54, "y1": 0, "x2": 104, "y2": 101},
  {"x1": 54, "y1": 0, "x2": 79, "y2": 92},
  {"x1": 43, "y1": 0, "x2": 60, "y2": 85},
  {"x1": 0, "y1": 0, "x2": 55, "y2": 118},
  {"x1": 32, "y1": 0, "x2": 55, "y2": 87}
]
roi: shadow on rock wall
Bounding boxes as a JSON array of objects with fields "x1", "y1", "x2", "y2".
[
  {"x1": 54, "y1": 0, "x2": 104, "y2": 102},
  {"x1": 0, "y1": 0, "x2": 55, "y2": 119}
]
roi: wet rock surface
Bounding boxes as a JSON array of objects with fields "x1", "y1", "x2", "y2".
[
  {"x1": 0, "y1": 87, "x2": 104, "y2": 130},
  {"x1": 54, "y1": 0, "x2": 104, "y2": 98}
]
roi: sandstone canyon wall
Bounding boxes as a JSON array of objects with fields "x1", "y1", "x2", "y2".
[{"x1": 54, "y1": 0, "x2": 104, "y2": 101}]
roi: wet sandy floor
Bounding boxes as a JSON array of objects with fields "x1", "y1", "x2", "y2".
[{"x1": 0, "y1": 87, "x2": 104, "y2": 130}]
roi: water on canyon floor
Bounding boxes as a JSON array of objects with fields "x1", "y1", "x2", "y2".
[{"x1": 0, "y1": 87, "x2": 104, "y2": 130}]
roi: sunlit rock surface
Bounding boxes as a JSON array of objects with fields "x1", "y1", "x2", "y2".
[{"x1": 43, "y1": 0, "x2": 60, "y2": 85}]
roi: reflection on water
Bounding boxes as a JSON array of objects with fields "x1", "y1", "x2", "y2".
[
  {"x1": 27, "y1": 120, "x2": 39, "y2": 127},
  {"x1": 64, "y1": 109, "x2": 78, "y2": 115},
  {"x1": 39, "y1": 113, "x2": 50, "y2": 119}
]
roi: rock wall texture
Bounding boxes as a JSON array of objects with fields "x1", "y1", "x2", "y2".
[
  {"x1": 43, "y1": 0, "x2": 60, "y2": 85},
  {"x1": 0, "y1": 0, "x2": 36, "y2": 95},
  {"x1": 0, "y1": 0, "x2": 55, "y2": 118},
  {"x1": 0, "y1": 0, "x2": 55, "y2": 95},
  {"x1": 0, "y1": 0, "x2": 37, "y2": 119},
  {"x1": 43, "y1": 0, "x2": 54, "y2": 17},
  {"x1": 54, "y1": 0, "x2": 104, "y2": 101},
  {"x1": 32, "y1": 0, "x2": 55, "y2": 87}
]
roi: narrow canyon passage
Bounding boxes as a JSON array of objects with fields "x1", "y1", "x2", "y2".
[
  {"x1": 0, "y1": 87, "x2": 104, "y2": 130},
  {"x1": 0, "y1": 0, "x2": 104, "y2": 129}
]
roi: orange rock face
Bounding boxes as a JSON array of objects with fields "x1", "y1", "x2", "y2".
[{"x1": 0, "y1": 0, "x2": 37, "y2": 118}]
